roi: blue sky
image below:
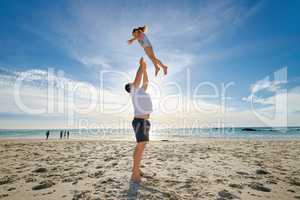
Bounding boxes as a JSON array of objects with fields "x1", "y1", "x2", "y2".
[{"x1": 0, "y1": 0, "x2": 300, "y2": 129}]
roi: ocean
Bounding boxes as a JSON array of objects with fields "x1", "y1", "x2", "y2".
[{"x1": 0, "y1": 127, "x2": 300, "y2": 140}]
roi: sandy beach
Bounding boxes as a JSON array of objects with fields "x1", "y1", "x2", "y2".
[{"x1": 0, "y1": 139, "x2": 299, "y2": 200}]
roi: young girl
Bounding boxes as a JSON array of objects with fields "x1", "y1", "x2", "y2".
[{"x1": 128, "y1": 26, "x2": 168, "y2": 76}]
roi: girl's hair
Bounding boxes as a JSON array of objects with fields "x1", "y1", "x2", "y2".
[{"x1": 132, "y1": 25, "x2": 147, "y2": 34}]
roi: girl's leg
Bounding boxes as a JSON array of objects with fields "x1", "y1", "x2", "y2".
[
  {"x1": 156, "y1": 58, "x2": 168, "y2": 75},
  {"x1": 144, "y1": 47, "x2": 168, "y2": 75},
  {"x1": 144, "y1": 47, "x2": 160, "y2": 76}
]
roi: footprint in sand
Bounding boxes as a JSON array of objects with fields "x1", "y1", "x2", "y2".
[
  {"x1": 255, "y1": 169, "x2": 270, "y2": 175},
  {"x1": 289, "y1": 178, "x2": 300, "y2": 186},
  {"x1": 7, "y1": 187, "x2": 16, "y2": 191},
  {"x1": 0, "y1": 175, "x2": 17, "y2": 185},
  {"x1": 229, "y1": 183, "x2": 244, "y2": 189},
  {"x1": 32, "y1": 180, "x2": 55, "y2": 190},
  {"x1": 0, "y1": 194, "x2": 9, "y2": 198},
  {"x1": 217, "y1": 189, "x2": 239, "y2": 199},
  {"x1": 88, "y1": 170, "x2": 104, "y2": 178},
  {"x1": 248, "y1": 182, "x2": 271, "y2": 192},
  {"x1": 32, "y1": 167, "x2": 48, "y2": 173},
  {"x1": 24, "y1": 174, "x2": 37, "y2": 182},
  {"x1": 72, "y1": 190, "x2": 92, "y2": 200}
]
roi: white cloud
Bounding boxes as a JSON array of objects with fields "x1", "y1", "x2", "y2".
[
  {"x1": 0, "y1": 68, "x2": 132, "y2": 121},
  {"x1": 79, "y1": 56, "x2": 112, "y2": 70},
  {"x1": 0, "y1": 67, "x2": 242, "y2": 128},
  {"x1": 243, "y1": 67, "x2": 288, "y2": 105},
  {"x1": 240, "y1": 69, "x2": 300, "y2": 127},
  {"x1": 1, "y1": 67, "x2": 300, "y2": 128},
  {"x1": 24, "y1": 0, "x2": 262, "y2": 87}
]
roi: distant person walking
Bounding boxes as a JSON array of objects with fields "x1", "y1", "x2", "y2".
[
  {"x1": 67, "y1": 131, "x2": 70, "y2": 139},
  {"x1": 60, "y1": 130, "x2": 63, "y2": 139},
  {"x1": 64, "y1": 130, "x2": 66, "y2": 138},
  {"x1": 46, "y1": 130, "x2": 50, "y2": 140}
]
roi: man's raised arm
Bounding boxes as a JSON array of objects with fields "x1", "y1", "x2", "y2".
[
  {"x1": 132, "y1": 57, "x2": 145, "y2": 88},
  {"x1": 142, "y1": 60, "x2": 149, "y2": 91}
]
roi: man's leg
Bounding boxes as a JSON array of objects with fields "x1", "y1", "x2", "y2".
[{"x1": 131, "y1": 141, "x2": 147, "y2": 182}]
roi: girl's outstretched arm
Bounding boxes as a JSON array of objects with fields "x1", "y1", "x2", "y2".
[{"x1": 127, "y1": 37, "x2": 137, "y2": 45}]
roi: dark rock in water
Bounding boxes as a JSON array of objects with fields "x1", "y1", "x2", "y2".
[
  {"x1": 241, "y1": 128, "x2": 256, "y2": 131},
  {"x1": 32, "y1": 167, "x2": 47, "y2": 173},
  {"x1": 249, "y1": 182, "x2": 271, "y2": 192},
  {"x1": 256, "y1": 169, "x2": 270, "y2": 175},
  {"x1": 218, "y1": 190, "x2": 239, "y2": 199},
  {"x1": 32, "y1": 180, "x2": 55, "y2": 190}
]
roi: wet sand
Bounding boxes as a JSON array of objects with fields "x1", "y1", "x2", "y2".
[{"x1": 0, "y1": 139, "x2": 299, "y2": 199}]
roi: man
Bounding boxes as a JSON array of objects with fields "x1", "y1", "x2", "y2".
[{"x1": 125, "y1": 57, "x2": 152, "y2": 183}]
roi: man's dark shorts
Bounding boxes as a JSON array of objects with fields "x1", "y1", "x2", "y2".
[{"x1": 132, "y1": 118, "x2": 150, "y2": 143}]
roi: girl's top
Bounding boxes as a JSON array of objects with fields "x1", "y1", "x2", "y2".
[{"x1": 138, "y1": 33, "x2": 152, "y2": 48}]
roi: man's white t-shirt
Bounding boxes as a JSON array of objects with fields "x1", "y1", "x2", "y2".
[{"x1": 130, "y1": 86, "x2": 153, "y2": 116}]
